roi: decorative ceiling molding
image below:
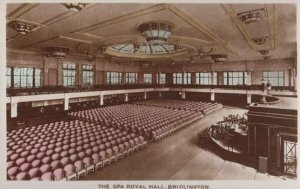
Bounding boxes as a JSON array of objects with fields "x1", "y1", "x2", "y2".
[
  {"x1": 265, "y1": 4, "x2": 276, "y2": 50},
  {"x1": 7, "y1": 3, "x2": 40, "y2": 21},
  {"x1": 41, "y1": 4, "x2": 97, "y2": 26},
  {"x1": 77, "y1": 32, "x2": 103, "y2": 40},
  {"x1": 23, "y1": 35, "x2": 61, "y2": 48},
  {"x1": 59, "y1": 35, "x2": 92, "y2": 44},
  {"x1": 221, "y1": 4, "x2": 257, "y2": 51},
  {"x1": 166, "y1": 4, "x2": 240, "y2": 56},
  {"x1": 72, "y1": 4, "x2": 166, "y2": 33},
  {"x1": 23, "y1": 35, "x2": 92, "y2": 49},
  {"x1": 171, "y1": 35, "x2": 225, "y2": 45},
  {"x1": 7, "y1": 4, "x2": 97, "y2": 42}
]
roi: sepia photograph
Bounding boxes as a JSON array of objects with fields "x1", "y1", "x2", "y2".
[{"x1": 1, "y1": 0, "x2": 298, "y2": 188}]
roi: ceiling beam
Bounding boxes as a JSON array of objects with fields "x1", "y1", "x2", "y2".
[
  {"x1": 166, "y1": 4, "x2": 240, "y2": 57},
  {"x1": 171, "y1": 35, "x2": 226, "y2": 45},
  {"x1": 60, "y1": 35, "x2": 92, "y2": 44},
  {"x1": 265, "y1": 4, "x2": 276, "y2": 50},
  {"x1": 221, "y1": 4, "x2": 257, "y2": 51},
  {"x1": 73, "y1": 4, "x2": 166, "y2": 34},
  {"x1": 7, "y1": 3, "x2": 40, "y2": 21}
]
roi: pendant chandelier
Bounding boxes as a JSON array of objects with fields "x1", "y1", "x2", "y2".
[
  {"x1": 11, "y1": 21, "x2": 33, "y2": 35},
  {"x1": 62, "y1": 3, "x2": 87, "y2": 12},
  {"x1": 237, "y1": 8, "x2": 266, "y2": 24},
  {"x1": 46, "y1": 47, "x2": 70, "y2": 59},
  {"x1": 139, "y1": 22, "x2": 173, "y2": 45},
  {"x1": 211, "y1": 54, "x2": 228, "y2": 63}
]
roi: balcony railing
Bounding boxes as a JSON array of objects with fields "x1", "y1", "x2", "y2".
[{"x1": 6, "y1": 84, "x2": 295, "y2": 97}]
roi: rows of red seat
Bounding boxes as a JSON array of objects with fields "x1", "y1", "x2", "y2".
[
  {"x1": 134, "y1": 99, "x2": 223, "y2": 114},
  {"x1": 7, "y1": 99, "x2": 222, "y2": 180},
  {"x1": 7, "y1": 119, "x2": 146, "y2": 180},
  {"x1": 68, "y1": 100, "x2": 223, "y2": 140}
]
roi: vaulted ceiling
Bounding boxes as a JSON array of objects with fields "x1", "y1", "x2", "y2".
[{"x1": 6, "y1": 3, "x2": 297, "y2": 63}]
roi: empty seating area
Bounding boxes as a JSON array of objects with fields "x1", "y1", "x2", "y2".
[
  {"x1": 69, "y1": 100, "x2": 223, "y2": 140},
  {"x1": 7, "y1": 99, "x2": 222, "y2": 181},
  {"x1": 134, "y1": 99, "x2": 223, "y2": 115},
  {"x1": 7, "y1": 119, "x2": 146, "y2": 180},
  {"x1": 69, "y1": 104, "x2": 202, "y2": 140}
]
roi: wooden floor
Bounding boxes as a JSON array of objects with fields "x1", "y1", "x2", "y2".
[{"x1": 80, "y1": 106, "x2": 289, "y2": 180}]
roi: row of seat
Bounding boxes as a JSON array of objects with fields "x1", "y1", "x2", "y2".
[
  {"x1": 68, "y1": 104, "x2": 203, "y2": 140},
  {"x1": 134, "y1": 99, "x2": 221, "y2": 113},
  {"x1": 7, "y1": 119, "x2": 147, "y2": 180},
  {"x1": 7, "y1": 99, "x2": 223, "y2": 180}
]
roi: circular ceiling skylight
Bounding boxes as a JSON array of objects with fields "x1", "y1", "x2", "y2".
[{"x1": 105, "y1": 43, "x2": 194, "y2": 59}]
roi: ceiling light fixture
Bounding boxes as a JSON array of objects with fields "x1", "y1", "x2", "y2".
[
  {"x1": 62, "y1": 3, "x2": 87, "y2": 12},
  {"x1": 258, "y1": 49, "x2": 271, "y2": 55},
  {"x1": 211, "y1": 54, "x2": 228, "y2": 63},
  {"x1": 87, "y1": 51, "x2": 96, "y2": 61},
  {"x1": 10, "y1": 21, "x2": 33, "y2": 35},
  {"x1": 263, "y1": 56, "x2": 272, "y2": 60},
  {"x1": 237, "y1": 8, "x2": 266, "y2": 24},
  {"x1": 139, "y1": 22, "x2": 173, "y2": 45},
  {"x1": 46, "y1": 47, "x2": 69, "y2": 59},
  {"x1": 252, "y1": 36, "x2": 270, "y2": 45}
]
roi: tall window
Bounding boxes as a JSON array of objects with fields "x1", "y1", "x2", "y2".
[
  {"x1": 82, "y1": 65, "x2": 94, "y2": 86},
  {"x1": 223, "y1": 72, "x2": 247, "y2": 85},
  {"x1": 263, "y1": 71, "x2": 285, "y2": 86},
  {"x1": 13, "y1": 68, "x2": 33, "y2": 88},
  {"x1": 173, "y1": 73, "x2": 182, "y2": 84},
  {"x1": 63, "y1": 63, "x2": 76, "y2": 86},
  {"x1": 34, "y1": 68, "x2": 42, "y2": 87},
  {"x1": 183, "y1": 72, "x2": 192, "y2": 85},
  {"x1": 144, "y1": 73, "x2": 152, "y2": 84},
  {"x1": 159, "y1": 73, "x2": 166, "y2": 84},
  {"x1": 125, "y1": 73, "x2": 138, "y2": 84},
  {"x1": 10, "y1": 67, "x2": 42, "y2": 88},
  {"x1": 196, "y1": 72, "x2": 217, "y2": 85},
  {"x1": 107, "y1": 72, "x2": 122, "y2": 84},
  {"x1": 6, "y1": 67, "x2": 12, "y2": 88}
]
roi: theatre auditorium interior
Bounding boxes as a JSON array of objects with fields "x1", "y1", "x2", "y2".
[{"x1": 5, "y1": 3, "x2": 298, "y2": 181}]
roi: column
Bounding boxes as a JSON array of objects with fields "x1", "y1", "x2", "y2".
[
  {"x1": 181, "y1": 91, "x2": 186, "y2": 99},
  {"x1": 100, "y1": 95, "x2": 104, "y2": 106},
  {"x1": 191, "y1": 72, "x2": 196, "y2": 85},
  {"x1": 11, "y1": 102, "x2": 18, "y2": 118},
  {"x1": 218, "y1": 71, "x2": 224, "y2": 85},
  {"x1": 143, "y1": 92, "x2": 147, "y2": 99},
  {"x1": 247, "y1": 94, "x2": 252, "y2": 104},
  {"x1": 276, "y1": 134, "x2": 282, "y2": 173},
  {"x1": 254, "y1": 125, "x2": 257, "y2": 154},
  {"x1": 290, "y1": 68, "x2": 296, "y2": 89},
  {"x1": 124, "y1": 93, "x2": 129, "y2": 102},
  {"x1": 210, "y1": 92, "x2": 215, "y2": 101},
  {"x1": 247, "y1": 71, "x2": 252, "y2": 85},
  {"x1": 57, "y1": 59, "x2": 63, "y2": 85},
  {"x1": 122, "y1": 72, "x2": 126, "y2": 85},
  {"x1": 64, "y1": 97, "x2": 69, "y2": 111},
  {"x1": 77, "y1": 63, "x2": 82, "y2": 85},
  {"x1": 248, "y1": 126, "x2": 250, "y2": 154},
  {"x1": 158, "y1": 91, "x2": 162, "y2": 98},
  {"x1": 211, "y1": 71, "x2": 216, "y2": 85},
  {"x1": 43, "y1": 57, "x2": 49, "y2": 86},
  {"x1": 268, "y1": 128, "x2": 271, "y2": 159}
]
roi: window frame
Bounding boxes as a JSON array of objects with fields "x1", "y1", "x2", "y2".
[
  {"x1": 82, "y1": 64, "x2": 94, "y2": 86},
  {"x1": 262, "y1": 71, "x2": 285, "y2": 86},
  {"x1": 143, "y1": 73, "x2": 152, "y2": 84},
  {"x1": 223, "y1": 71, "x2": 247, "y2": 85},
  {"x1": 63, "y1": 63, "x2": 77, "y2": 87}
]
